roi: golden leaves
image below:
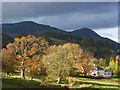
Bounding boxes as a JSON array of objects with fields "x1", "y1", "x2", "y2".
[
  {"x1": 23, "y1": 53, "x2": 27, "y2": 57},
  {"x1": 2, "y1": 47, "x2": 17, "y2": 73},
  {"x1": 6, "y1": 43, "x2": 13, "y2": 48},
  {"x1": 116, "y1": 55, "x2": 120, "y2": 60},
  {"x1": 16, "y1": 55, "x2": 22, "y2": 59},
  {"x1": 74, "y1": 51, "x2": 95, "y2": 75},
  {"x1": 3, "y1": 35, "x2": 49, "y2": 75},
  {"x1": 43, "y1": 43, "x2": 83, "y2": 78},
  {"x1": 31, "y1": 47, "x2": 36, "y2": 52},
  {"x1": 14, "y1": 38, "x2": 19, "y2": 42}
]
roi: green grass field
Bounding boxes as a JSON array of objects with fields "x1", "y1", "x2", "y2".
[
  {"x1": 2, "y1": 75, "x2": 120, "y2": 89},
  {"x1": 2, "y1": 75, "x2": 63, "y2": 88},
  {"x1": 77, "y1": 77, "x2": 119, "y2": 88},
  {"x1": 50, "y1": 37, "x2": 66, "y2": 42}
]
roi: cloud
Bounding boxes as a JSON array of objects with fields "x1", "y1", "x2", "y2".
[
  {"x1": 2, "y1": 2, "x2": 118, "y2": 41},
  {"x1": 94, "y1": 27, "x2": 118, "y2": 42},
  {"x1": 29, "y1": 11, "x2": 117, "y2": 30},
  {"x1": 2, "y1": 2, "x2": 118, "y2": 30}
]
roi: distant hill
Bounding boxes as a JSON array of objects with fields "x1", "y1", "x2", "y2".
[
  {"x1": 2, "y1": 21, "x2": 120, "y2": 59},
  {"x1": 2, "y1": 21, "x2": 65, "y2": 37},
  {"x1": 69, "y1": 28, "x2": 102, "y2": 39},
  {"x1": 2, "y1": 33, "x2": 14, "y2": 48},
  {"x1": 42, "y1": 32, "x2": 119, "y2": 59},
  {"x1": 2, "y1": 21, "x2": 120, "y2": 47},
  {"x1": 70, "y1": 28, "x2": 119, "y2": 47}
]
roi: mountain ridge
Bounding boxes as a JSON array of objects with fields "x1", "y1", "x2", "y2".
[{"x1": 2, "y1": 21, "x2": 119, "y2": 46}]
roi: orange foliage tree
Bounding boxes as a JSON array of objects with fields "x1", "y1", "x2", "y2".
[
  {"x1": 2, "y1": 48, "x2": 16, "y2": 75},
  {"x1": 74, "y1": 51, "x2": 95, "y2": 76},
  {"x1": 99, "y1": 58, "x2": 104, "y2": 67},
  {"x1": 6, "y1": 35, "x2": 49, "y2": 79},
  {"x1": 25, "y1": 55, "x2": 46, "y2": 79}
]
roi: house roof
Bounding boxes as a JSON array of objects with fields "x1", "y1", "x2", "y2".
[{"x1": 97, "y1": 66, "x2": 104, "y2": 70}]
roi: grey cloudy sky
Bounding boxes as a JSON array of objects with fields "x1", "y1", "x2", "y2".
[{"x1": 2, "y1": 2, "x2": 118, "y2": 41}]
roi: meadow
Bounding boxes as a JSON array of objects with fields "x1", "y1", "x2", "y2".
[{"x1": 2, "y1": 74, "x2": 119, "y2": 89}]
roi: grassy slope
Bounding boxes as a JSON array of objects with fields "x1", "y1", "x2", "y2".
[
  {"x1": 77, "y1": 77, "x2": 119, "y2": 88},
  {"x1": 2, "y1": 75, "x2": 119, "y2": 89},
  {"x1": 49, "y1": 37, "x2": 67, "y2": 45},
  {"x1": 2, "y1": 77, "x2": 43, "y2": 88},
  {"x1": 2, "y1": 75, "x2": 63, "y2": 88},
  {"x1": 50, "y1": 37, "x2": 65, "y2": 42}
]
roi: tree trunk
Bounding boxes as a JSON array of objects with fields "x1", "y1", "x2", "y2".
[
  {"x1": 57, "y1": 77, "x2": 61, "y2": 84},
  {"x1": 111, "y1": 71, "x2": 113, "y2": 78},
  {"x1": 21, "y1": 69, "x2": 25, "y2": 79},
  {"x1": 31, "y1": 77, "x2": 33, "y2": 80},
  {"x1": 84, "y1": 72, "x2": 87, "y2": 76},
  {"x1": 6, "y1": 72, "x2": 10, "y2": 76},
  {"x1": 21, "y1": 59, "x2": 25, "y2": 79}
]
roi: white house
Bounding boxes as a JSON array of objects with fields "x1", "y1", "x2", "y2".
[
  {"x1": 103, "y1": 71, "x2": 112, "y2": 77},
  {"x1": 90, "y1": 64, "x2": 112, "y2": 77}
]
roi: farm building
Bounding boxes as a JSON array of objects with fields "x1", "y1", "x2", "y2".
[{"x1": 90, "y1": 64, "x2": 112, "y2": 77}]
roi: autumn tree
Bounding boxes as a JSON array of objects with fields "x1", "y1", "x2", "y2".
[
  {"x1": 99, "y1": 58, "x2": 104, "y2": 67},
  {"x1": 103, "y1": 59, "x2": 107, "y2": 69},
  {"x1": 116, "y1": 55, "x2": 120, "y2": 77},
  {"x1": 109, "y1": 56, "x2": 114, "y2": 61},
  {"x1": 114, "y1": 55, "x2": 119, "y2": 76},
  {"x1": 105, "y1": 56, "x2": 119, "y2": 77},
  {"x1": 2, "y1": 48, "x2": 16, "y2": 76},
  {"x1": 109, "y1": 59, "x2": 115, "y2": 76},
  {"x1": 74, "y1": 51, "x2": 95, "y2": 76},
  {"x1": 105, "y1": 59, "x2": 115, "y2": 77},
  {"x1": 43, "y1": 43, "x2": 83, "y2": 83},
  {"x1": 114, "y1": 60, "x2": 118, "y2": 75},
  {"x1": 25, "y1": 55, "x2": 46, "y2": 80},
  {"x1": 6, "y1": 35, "x2": 49, "y2": 79}
]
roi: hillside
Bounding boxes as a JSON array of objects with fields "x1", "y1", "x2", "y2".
[
  {"x1": 2, "y1": 21, "x2": 120, "y2": 59},
  {"x1": 2, "y1": 33, "x2": 14, "y2": 48},
  {"x1": 70, "y1": 28, "x2": 119, "y2": 47},
  {"x1": 2, "y1": 21, "x2": 119, "y2": 47},
  {"x1": 42, "y1": 32, "x2": 119, "y2": 60},
  {"x1": 69, "y1": 28, "x2": 102, "y2": 39},
  {"x1": 2, "y1": 21, "x2": 66, "y2": 37}
]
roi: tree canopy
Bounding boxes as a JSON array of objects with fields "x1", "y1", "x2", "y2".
[
  {"x1": 43, "y1": 43, "x2": 83, "y2": 83},
  {"x1": 3, "y1": 35, "x2": 49, "y2": 78}
]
